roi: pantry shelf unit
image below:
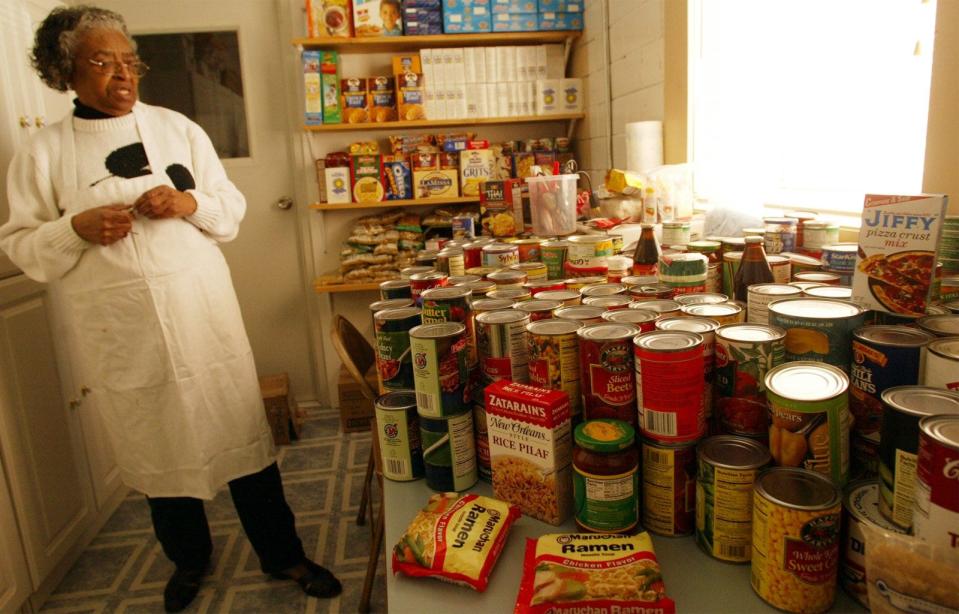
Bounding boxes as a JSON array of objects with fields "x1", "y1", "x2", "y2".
[
  {"x1": 292, "y1": 31, "x2": 581, "y2": 53},
  {"x1": 313, "y1": 279, "x2": 382, "y2": 293},
  {"x1": 310, "y1": 196, "x2": 479, "y2": 210},
  {"x1": 303, "y1": 113, "x2": 584, "y2": 133}
]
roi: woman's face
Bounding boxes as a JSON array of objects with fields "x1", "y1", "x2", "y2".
[{"x1": 70, "y1": 28, "x2": 139, "y2": 116}]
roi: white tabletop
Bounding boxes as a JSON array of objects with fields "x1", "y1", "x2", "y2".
[{"x1": 384, "y1": 479, "x2": 863, "y2": 614}]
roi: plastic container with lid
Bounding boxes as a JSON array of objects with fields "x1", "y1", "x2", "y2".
[
  {"x1": 572, "y1": 419, "x2": 640, "y2": 533},
  {"x1": 526, "y1": 174, "x2": 578, "y2": 236}
]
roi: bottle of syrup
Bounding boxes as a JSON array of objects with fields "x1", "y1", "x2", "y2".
[
  {"x1": 733, "y1": 236, "x2": 774, "y2": 302},
  {"x1": 632, "y1": 224, "x2": 661, "y2": 276}
]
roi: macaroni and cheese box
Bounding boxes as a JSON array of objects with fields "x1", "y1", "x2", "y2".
[
  {"x1": 319, "y1": 51, "x2": 341, "y2": 124},
  {"x1": 485, "y1": 381, "x2": 572, "y2": 526},
  {"x1": 851, "y1": 193, "x2": 949, "y2": 316},
  {"x1": 306, "y1": 0, "x2": 353, "y2": 37},
  {"x1": 460, "y1": 149, "x2": 494, "y2": 197},
  {"x1": 537, "y1": 11, "x2": 584, "y2": 30},
  {"x1": 480, "y1": 179, "x2": 526, "y2": 237},
  {"x1": 352, "y1": 0, "x2": 403, "y2": 36},
  {"x1": 302, "y1": 51, "x2": 322, "y2": 125}
]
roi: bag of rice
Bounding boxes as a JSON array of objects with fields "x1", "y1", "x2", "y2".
[
  {"x1": 392, "y1": 492, "x2": 521, "y2": 591},
  {"x1": 515, "y1": 533, "x2": 676, "y2": 614}
]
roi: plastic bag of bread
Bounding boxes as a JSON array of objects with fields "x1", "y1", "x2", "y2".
[
  {"x1": 863, "y1": 524, "x2": 959, "y2": 614},
  {"x1": 515, "y1": 533, "x2": 675, "y2": 614},
  {"x1": 392, "y1": 492, "x2": 520, "y2": 592}
]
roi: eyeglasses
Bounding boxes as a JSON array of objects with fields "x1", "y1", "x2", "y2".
[{"x1": 86, "y1": 57, "x2": 150, "y2": 77}]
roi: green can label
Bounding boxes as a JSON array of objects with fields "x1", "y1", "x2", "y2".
[
  {"x1": 696, "y1": 461, "x2": 757, "y2": 562},
  {"x1": 768, "y1": 392, "x2": 851, "y2": 486},
  {"x1": 541, "y1": 245, "x2": 567, "y2": 280},
  {"x1": 376, "y1": 331, "x2": 413, "y2": 390},
  {"x1": 411, "y1": 333, "x2": 471, "y2": 418},
  {"x1": 572, "y1": 468, "x2": 638, "y2": 532},
  {"x1": 376, "y1": 407, "x2": 423, "y2": 481},
  {"x1": 421, "y1": 412, "x2": 477, "y2": 492}
]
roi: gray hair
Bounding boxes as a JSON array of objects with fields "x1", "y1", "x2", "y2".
[{"x1": 31, "y1": 5, "x2": 136, "y2": 92}]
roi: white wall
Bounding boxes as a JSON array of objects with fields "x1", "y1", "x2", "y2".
[{"x1": 572, "y1": 0, "x2": 666, "y2": 184}]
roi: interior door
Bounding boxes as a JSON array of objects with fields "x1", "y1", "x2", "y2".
[{"x1": 95, "y1": 0, "x2": 316, "y2": 398}]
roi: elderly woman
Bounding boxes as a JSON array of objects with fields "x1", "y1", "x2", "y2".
[{"x1": 0, "y1": 6, "x2": 340, "y2": 612}]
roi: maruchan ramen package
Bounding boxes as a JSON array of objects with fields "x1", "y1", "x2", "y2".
[
  {"x1": 393, "y1": 492, "x2": 521, "y2": 591},
  {"x1": 515, "y1": 533, "x2": 676, "y2": 614}
]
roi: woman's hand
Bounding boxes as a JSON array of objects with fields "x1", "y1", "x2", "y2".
[
  {"x1": 71, "y1": 204, "x2": 135, "y2": 245},
  {"x1": 134, "y1": 185, "x2": 197, "y2": 219}
]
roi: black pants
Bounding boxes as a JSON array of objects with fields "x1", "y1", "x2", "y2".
[{"x1": 147, "y1": 462, "x2": 304, "y2": 574}]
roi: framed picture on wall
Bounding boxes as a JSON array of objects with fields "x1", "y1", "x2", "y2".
[{"x1": 133, "y1": 31, "x2": 250, "y2": 159}]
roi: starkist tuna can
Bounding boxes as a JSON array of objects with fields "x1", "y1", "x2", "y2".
[
  {"x1": 578, "y1": 323, "x2": 640, "y2": 428},
  {"x1": 409, "y1": 322, "x2": 472, "y2": 418},
  {"x1": 769, "y1": 298, "x2": 866, "y2": 373},
  {"x1": 375, "y1": 391, "x2": 424, "y2": 481},
  {"x1": 634, "y1": 331, "x2": 706, "y2": 443}
]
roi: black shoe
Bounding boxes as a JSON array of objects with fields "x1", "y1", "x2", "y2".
[
  {"x1": 270, "y1": 559, "x2": 342, "y2": 598},
  {"x1": 163, "y1": 567, "x2": 207, "y2": 612}
]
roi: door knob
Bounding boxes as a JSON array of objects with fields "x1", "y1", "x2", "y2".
[
  {"x1": 275, "y1": 197, "x2": 294, "y2": 210},
  {"x1": 19, "y1": 116, "x2": 30, "y2": 128},
  {"x1": 35, "y1": 116, "x2": 45, "y2": 128}
]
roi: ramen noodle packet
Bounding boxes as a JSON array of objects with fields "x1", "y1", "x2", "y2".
[
  {"x1": 393, "y1": 492, "x2": 521, "y2": 591},
  {"x1": 515, "y1": 533, "x2": 676, "y2": 614},
  {"x1": 863, "y1": 524, "x2": 959, "y2": 614}
]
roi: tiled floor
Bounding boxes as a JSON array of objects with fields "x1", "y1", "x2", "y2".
[{"x1": 41, "y1": 408, "x2": 387, "y2": 613}]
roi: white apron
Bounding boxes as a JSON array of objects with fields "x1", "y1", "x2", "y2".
[{"x1": 54, "y1": 108, "x2": 275, "y2": 500}]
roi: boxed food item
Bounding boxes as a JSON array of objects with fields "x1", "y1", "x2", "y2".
[
  {"x1": 412, "y1": 153, "x2": 459, "y2": 199},
  {"x1": 315, "y1": 159, "x2": 327, "y2": 202},
  {"x1": 537, "y1": 11, "x2": 584, "y2": 30},
  {"x1": 491, "y1": 12, "x2": 538, "y2": 31},
  {"x1": 367, "y1": 76, "x2": 396, "y2": 122},
  {"x1": 403, "y1": 5, "x2": 443, "y2": 34},
  {"x1": 535, "y1": 79, "x2": 560, "y2": 116},
  {"x1": 351, "y1": 154, "x2": 385, "y2": 202},
  {"x1": 352, "y1": 0, "x2": 403, "y2": 36},
  {"x1": 306, "y1": 0, "x2": 353, "y2": 37},
  {"x1": 302, "y1": 51, "x2": 322, "y2": 125},
  {"x1": 852, "y1": 194, "x2": 949, "y2": 316},
  {"x1": 443, "y1": 11, "x2": 492, "y2": 33},
  {"x1": 319, "y1": 50, "x2": 341, "y2": 124},
  {"x1": 460, "y1": 148, "x2": 495, "y2": 197},
  {"x1": 382, "y1": 155, "x2": 413, "y2": 200},
  {"x1": 337, "y1": 365, "x2": 376, "y2": 432},
  {"x1": 396, "y1": 72, "x2": 425, "y2": 121},
  {"x1": 536, "y1": 0, "x2": 583, "y2": 11},
  {"x1": 491, "y1": 0, "x2": 537, "y2": 13},
  {"x1": 485, "y1": 381, "x2": 572, "y2": 525},
  {"x1": 560, "y1": 78, "x2": 583, "y2": 113},
  {"x1": 341, "y1": 77, "x2": 369, "y2": 123},
  {"x1": 392, "y1": 54, "x2": 422, "y2": 76},
  {"x1": 480, "y1": 178, "x2": 525, "y2": 237},
  {"x1": 513, "y1": 151, "x2": 536, "y2": 179},
  {"x1": 325, "y1": 166, "x2": 352, "y2": 203}
]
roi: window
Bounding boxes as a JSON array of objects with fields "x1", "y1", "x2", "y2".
[{"x1": 688, "y1": 0, "x2": 937, "y2": 219}]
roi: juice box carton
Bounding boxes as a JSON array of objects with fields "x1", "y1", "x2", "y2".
[
  {"x1": 460, "y1": 149, "x2": 494, "y2": 198},
  {"x1": 352, "y1": 0, "x2": 403, "y2": 36},
  {"x1": 485, "y1": 380, "x2": 572, "y2": 525},
  {"x1": 306, "y1": 0, "x2": 353, "y2": 38},
  {"x1": 852, "y1": 194, "x2": 949, "y2": 316},
  {"x1": 302, "y1": 51, "x2": 322, "y2": 125},
  {"x1": 319, "y1": 51, "x2": 341, "y2": 124}
]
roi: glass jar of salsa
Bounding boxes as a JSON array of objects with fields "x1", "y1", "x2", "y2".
[{"x1": 572, "y1": 419, "x2": 639, "y2": 534}]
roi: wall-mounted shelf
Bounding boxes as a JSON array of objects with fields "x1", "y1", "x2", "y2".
[
  {"x1": 293, "y1": 31, "x2": 581, "y2": 52},
  {"x1": 311, "y1": 196, "x2": 479, "y2": 211},
  {"x1": 304, "y1": 113, "x2": 583, "y2": 133},
  {"x1": 314, "y1": 279, "x2": 382, "y2": 293}
]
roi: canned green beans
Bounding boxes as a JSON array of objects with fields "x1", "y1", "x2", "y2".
[{"x1": 420, "y1": 410, "x2": 478, "y2": 492}]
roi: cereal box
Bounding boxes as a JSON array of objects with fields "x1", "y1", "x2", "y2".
[
  {"x1": 485, "y1": 380, "x2": 572, "y2": 525},
  {"x1": 392, "y1": 54, "x2": 422, "y2": 76},
  {"x1": 480, "y1": 179, "x2": 525, "y2": 237},
  {"x1": 306, "y1": 0, "x2": 352, "y2": 38},
  {"x1": 341, "y1": 78, "x2": 368, "y2": 123},
  {"x1": 302, "y1": 51, "x2": 322, "y2": 125},
  {"x1": 852, "y1": 194, "x2": 949, "y2": 316},
  {"x1": 319, "y1": 51, "x2": 341, "y2": 124},
  {"x1": 460, "y1": 149, "x2": 494, "y2": 197},
  {"x1": 352, "y1": 0, "x2": 403, "y2": 36},
  {"x1": 350, "y1": 154, "x2": 384, "y2": 202}
]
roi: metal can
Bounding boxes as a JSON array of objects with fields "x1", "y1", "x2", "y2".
[
  {"x1": 415, "y1": 249, "x2": 439, "y2": 267},
  {"x1": 841, "y1": 480, "x2": 904, "y2": 608},
  {"x1": 721, "y1": 251, "x2": 743, "y2": 298},
  {"x1": 578, "y1": 323, "x2": 640, "y2": 428},
  {"x1": 634, "y1": 331, "x2": 706, "y2": 443},
  {"x1": 462, "y1": 241, "x2": 485, "y2": 270},
  {"x1": 629, "y1": 299, "x2": 682, "y2": 319},
  {"x1": 524, "y1": 279, "x2": 566, "y2": 296},
  {"x1": 421, "y1": 286, "x2": 475, "y2": 363},
  {"x1": 696, "y1": 436, "x2": 771, "y2": 562},
  {"x1": 373, "y1": 307, "x2": 422, "y2": 391},
  {"x1": 658, "y1": 253, "x2": 708, "y2": 296},
  {"x1": 768, "y1": 298, "x2": 866, "y2": 372},
  {"x1": 533, "y1": 289, "x2": 581, "y2": 306},
  {"x1": 435, "y1": 247, "x2": 466, "y2": 277},
  {"x1": 476, "y1": 309, "x2": 530, "y2": 387},
  {"x1": 747, "y1": 283, "x2": 802, "y2": 325},
  {"x1": 527, "y1": 319, "x2": 583, "y2": 421},
  {"x1": 793, "y1": 271, "x2": 842, "y2": 286},
  {"x1": 471, "y1": 298, "x2": 513, "y2": 317},
  {"x1": 487, "y1": 269, "x2": 528, "y2": 291},
  {"x1": 766, "y1": 255, "x2": 792, "y2": 284},
  {"x1": 554, "y1": 305, "x2": 606, "y2": 325},
  {"x1": 674, "y1": 292, "x2": 729, "y2": 306},
  {"x1": 803, "y1": 222, "x2": 840, "y2": 254},
  {"x1": 763, "y1": 217, "x2": 798, "y2": 254},
  {"x1": 715, "y1": 323, "x2": 786, "y2": 438},
  {"x1": 510, "y1": 261, "x2": 547, "y2": 283},
  {"x1": 375, "y1": 391, "x2": 424, "y2": 481},
  {"x1": 766, "y1": 361, "x2": 851, "y2": 486},
  {"x1": 620, "y1": 275, "x2": 658, "y2": 288},
  {"x1": 513, "y1": 299, "x2": 562, "y2": 322},
  {"x1": 783, "y1": 251, "x2": 824, "y2": 277},
  {"x1": 540, "y1": 239, "x2": 569, "y2": 280},
  {"x1": 379, "y1": 279, "x2": 412, "y2": 300},
  {"x1": 448, "y1": 274, "x2": 481, "y2": 286},
  {"x1": 565, "y1": 235, "x2": 613, "y2": 278},
  {"x1": 419, "y1": 410, "x2": 478, "y2": 492},
  {"x1": 877, "y1": 386, "x2": 959, "y2": 529},
  {"x1": 628, "y1": 283, "x2": 675, "y2": 300},
  {"x1": 400, "y1": 265, "x2": 434, "y2": 280},
  {"x1": 804, "y1": 285, "x2": 852, "y2": 300},
  {"x1": 487, "y1": 288, "x2": 531, "y2": 302},
  {"x1": 821, "y1": 243, "x2": 858, "y2": 273},
  {"x1": 642, "y1": 438, "x2": 698, "y2": 536},
  {"x1": 605, "y1": 255, "x2": 632, "y2": 283},
  {"x1": 582, "y1": 295, "x2": 632, "y2": 310},
  {"x1": 511, "y1": 237, "x2": 543, "y2": 263},
  {"x1": 657, "y1": 317, "x2": 720, "y2": 428},
  {"x1": 917, "y1": 314, "x2": 959, "y2": 337},
  {"x1": 580, "y1": 283, "x2": 626, "y2": 298},
  {"x1": 457, "y1": 279, "x2": 496, "y2": 298},
  {"x1": 369, "y1": 298, "x2": 414, "y2": 316},
  {"x1": 409, "y1": 271, "x2": 449, "y2": 306},
  {"x1": 751, "y1": 467, "x2": 841, "y2": 614},
  {"x1": 662, "y1": 221, "x2": 691, "y2": 245},
  {"x1": 482, "y1": 243, "x2": 519, "y2": 268},
  {"x1": 681, "y1": 302, "x2": 745, "y2": 326},
  {"x1": 913, "y1": 415, "x2": 959, "y2": 549},
  {"x1": 565, "y1": 276, "x2": 608, "y2": 291},
  {"x1": 473, "y1": 404, "x2": 491, "y2": 482},
  {"x1": 409, "y1": 322, "x2": 471, "y2": 418},
  {"x1": 601, "y1": 308, "x2": 659, "y2": 332},
  {"x1": 923, "y1": 337, "x2": 959, "y2": 390}
]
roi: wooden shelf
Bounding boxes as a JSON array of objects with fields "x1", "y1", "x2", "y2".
[
  {"x1": 293, "y1": 31, "x2": 581, "y2": 52},
  {"x1": 304, "y1": 113, "x2": 583, "y2": 133},
  {"x1": 311, "y1": 196, "x2": 479, "y2": 211},
  {"x1": 314, "y1": 279, "x2": 381, "y2": 293}
]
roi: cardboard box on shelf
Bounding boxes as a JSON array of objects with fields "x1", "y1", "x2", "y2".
[
  {"x1": 537, "y1": 11, "x2": 584, "y2": 30},
  {"x1": 259, "y1": 373, "x2": 302, "y2": 445},
  {"x1": 307, "y1": 0, "x2": 353, "y2": 38},
  {"x1": 303, "y1": 51, "x2": 322, "y2": 126},
  {"x1": 337, "y1": 365, "x2": 377, "y2": 433},
  {"x1": 352, "y1": 0, "x2": 404, "y2": 36},
  {"x1": 537, "y1": 0, "x2": 582, "y2": 12},
  {"x1": 319, "y1": 51, "x2": 341, "y2": 124}
]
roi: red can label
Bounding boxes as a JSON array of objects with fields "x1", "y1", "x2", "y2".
[
  {"x1": 580, "y1": 339, "x2": 636, "y2": 427},
  {"x1": 410, "y1": 277, "x2": 447, "y2": 305},
  {"x1": 715, "y1": 336, "x2": 784, "y2": 436},
  {"x1": 642, "y1": 441, "x2": 697, "y2": 536},
  {"x1": 634, "y1": 344, "x2": 705, "y2": 442},
  {"x1": 463, "y1": 245, "x2": 482, "y2": 270},
  {"x1": 783, "y1": 515, "x2": 841, "y2": 583},
  {"x1": 914, "y1": 430, "x2": 959, "y2": 549}
]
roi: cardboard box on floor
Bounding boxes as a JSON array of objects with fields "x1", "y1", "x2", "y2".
[
  {"x1": 337, "y1": 365, "x2": 378, "y2": 433},
  {"x1": 259, "y1": 373, "x2": 303, "y2": 445}
]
